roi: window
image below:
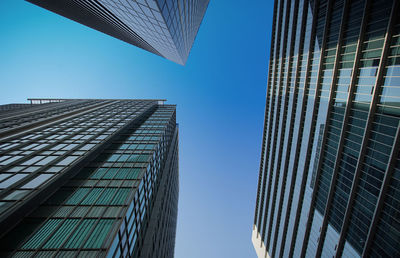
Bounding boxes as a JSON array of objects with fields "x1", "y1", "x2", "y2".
[
  {"x1": 0, "y1": 174, "x2": 29, "y2": 189},
  {"x1": 21, "y1": 174, "x2": 53, "y2": 189}
]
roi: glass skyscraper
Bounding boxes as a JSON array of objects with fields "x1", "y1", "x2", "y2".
[
  {"x1": 253, "y1": 0, "x2": 400, "y2": 257},
  {"x1": 0, "y1": 99, "x2": 179, "y2": 257},
  {"x1": 26, "y1": 0, "x2": 210, "y2": 65}
]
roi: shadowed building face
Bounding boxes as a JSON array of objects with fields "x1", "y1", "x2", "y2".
[
  {"x1": 26, "y1": 0, "x2": 210, "y2": 65},
  {"x1": 253, "y1": 0, "x2": 400, "y2": 257},
  {"x1": 0, "y1": 99, "x2": 179, "y2": 257}
]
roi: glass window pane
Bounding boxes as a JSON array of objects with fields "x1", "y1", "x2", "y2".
[{"x1": 21, "y1": 174, "x2": 53, "y2": 189}]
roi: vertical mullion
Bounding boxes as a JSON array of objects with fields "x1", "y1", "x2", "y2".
[
  {"x1": 0, "y1": 99, "x2": 80, "y2": 130},
  {"x1": 299, "y1": 0, "x2": 335, "y2": 255},
  {"x1": 0, "y1": 100, "x2": 109, "y2": 153},
  {"x1": 256, "y1": 0, "x2": 281, "y2": 235},
  {"x1": 265, "y1": 0, "x2": 293, "y2": 252},
  {"x1": 307, "y1": 0, "x2": 350, "y2": 256},
  {"x1": 270, "y1": 0, "x2": 300, "y2": 255},
  {"x1": 0, "y1": 102, "x2": 118, "y2": 199},
  {"x1": 278, "y1": 0, "x2": 309, "y2": 256},
  {"x1": 362, "y1": 121, "x2": 400, "y2": 256},
  {"x1": 260, "y1": 0, "x2": 285, "y2": 245},
  {"x1": 287, "y1": 0, "x2": 321, "y2": 255},
  {"x1": 335, "y1": 0, "x2": 398, "y2": 256},
  {"x1": 253, "y1": 0, "x2": 279, "y2": 229},
  {"x1": 302, "y1": 0, "x2": 370, "y2": 253},
  {"x1": 8, "y1": 102, "x2": 156, "y2": 256}
]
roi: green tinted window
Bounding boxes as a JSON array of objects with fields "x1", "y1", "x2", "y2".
[
  {"x1": 43, "y1": 219, "x2": 79, "y2": 248},
  {"x1": 126, "y1": 168, "x2": 141, "y2": 179},
  {"x1": 81, "y1": 188, "x2": 103, "y2": 205},
  {"x1": 65, "y1": 188, "x2": 90, "y2": 205},
  {"x1": 137, "y1": 155, "x2": 149, "y2": 162},
  {"x1": 111, "y1": 188, "x2": 131, "y2": 205},
  {"x1": 95, "y1": 189, "x2": 117, "y2": 205},
  {"x1": 90, "y1": 168, "x2": 108, "y2": 179},
  {"x1": 87, "y1": 207, "x2": 107, "y2": 217},
  {"x1": 103, "y1": 168, "x2": 118, "y2": 179},
  {"x1": 83, "y1": 219, "x2": 114, "y2": 249},
  {"x1": 64, "y1": 219, "x2": 96, "y2": 249},
  {"x1": 22, "y1": 219, "x2": 62, "y2": 249}
]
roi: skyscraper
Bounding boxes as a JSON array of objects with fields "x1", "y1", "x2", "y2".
[
  {"x1": 253, "y1": 0, "x2": 400, "y2": 257},
  {"x1": 26, "y1": 0, "x2": 210, "y2": 65},
  {"x1": 0, "y1": 99, "x2": 179, "y2": 257}
]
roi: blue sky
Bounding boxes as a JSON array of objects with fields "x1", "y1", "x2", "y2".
[{"x1": 0, "y1": 1, "x2": 273, "y2": 257}]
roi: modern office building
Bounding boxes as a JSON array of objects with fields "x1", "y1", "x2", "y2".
[
  {"x1": 253, "y1": 0, "x2": 400, "y2": 257},
  {"x1": 26, "y1": 0, "x2": 209, "y2": 65},
  {"x1": 0, "y1": 99, "x2": 179, "y2": 257}
]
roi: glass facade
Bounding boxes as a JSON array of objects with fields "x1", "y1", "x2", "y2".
[
  {"x1": 0, "y1": 99, "x2": 179, "y2": 257},
  {"x1": 26, "y1": 0, "x2": 209, "y2": 65},
  {"x1": 252, "y1": 0, "x2": 400, "y2": 257}
]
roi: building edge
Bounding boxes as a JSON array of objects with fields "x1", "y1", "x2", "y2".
[{"x1": 252, "y1": 225, "x2": 271, "y2": 258}]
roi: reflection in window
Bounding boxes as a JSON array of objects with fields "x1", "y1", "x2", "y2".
[
  {"x1": 45, "y1": 166, "x2": 64, "y2": 173},
  {"x1": 5, "y1": 166, "x2": 25, "y2": 173},
  {"x1": 0, "y1": 156, "x2": 23, "y2": 166},
  {"x1": 21, "y1": 174, "x2": 53, "y2": 189},
  {"x1": 0, "y1": 174, "x2": 29, "y2": 188},
  {"x1": 3, "y1": 190, "x2": 29, "y2": 200},
  {"x1": 21, "y1": 156, "x2": 45, "y2": 166},
  {"x1": 23, "y1": 166, "x2": 40, "y2": 173},
  {"x1": 36, "y1": 156, "x2": 58, "y2": 166}
]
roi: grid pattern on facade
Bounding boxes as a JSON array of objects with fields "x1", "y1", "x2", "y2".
[
  {"x1": 26, "y1": 0, "x2": 162, "y2": 57},
  {"x1": 333, "y1": 0, "x2": 393, "y2": 254},
  {"x1": 98, "y1": 0, "x2": 182, "y2": 64},
  {"x1": 317, "y1": 0, "x2": 365, "y2": 237},
  {"x1": 139, "y1": 120, "x2": 178, "y2": 258},
  {"x1": 26, "y1": 0, "x2": 209, "y2": 65},
  {"x1": 0, "y1": 100, "x2": 155, "y2": 223},
  {"x1": 252, "y1": 0, "x2": 400, "y2": 257},
  {"x1": 0, "y1": 103, "x2": 43, "y2": 114},
  {"x1": 368, "y1": 11, "x2": 400, "y2": 257},
  {"x1": 107, "y1": 105, "x2": 177, "y2": 258},
  {"x1": 0, "y1": 100, "x2": 178, "y2": 258},
  {"x1": 0, "y1": 100, "x2": 102, "y2": 134},
  {"x1": 156, "y1": 0, "x2": 210, "y2": 64},
  {"x1": 93, "y1": 0, "x2": 209, "y2": 64}
]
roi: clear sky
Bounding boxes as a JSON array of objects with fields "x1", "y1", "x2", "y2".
[{"x1": 0, "y1": 1, "x2": 273, "y2": 257}]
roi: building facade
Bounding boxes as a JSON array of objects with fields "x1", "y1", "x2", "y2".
[
  {"x1": 253, "y1": 0, "x2": 400, "y2": 257},
  {"x1": 0, "y1": 99, "x2": 179, "y2": 257},
  {"x1": 26, "y1": 0, "x2": 209, "y2": 65}
]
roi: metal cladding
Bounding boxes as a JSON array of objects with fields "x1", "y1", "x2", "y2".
[
  {"x1": 0, "y1": 99, "x2": 179, "y2": 257},
  {"x1": 26, "y1": 0, "x2": 210, "y2": 65},
  {"x1": 253, "y1": 0, "x2": 400, "y2": 257}
]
